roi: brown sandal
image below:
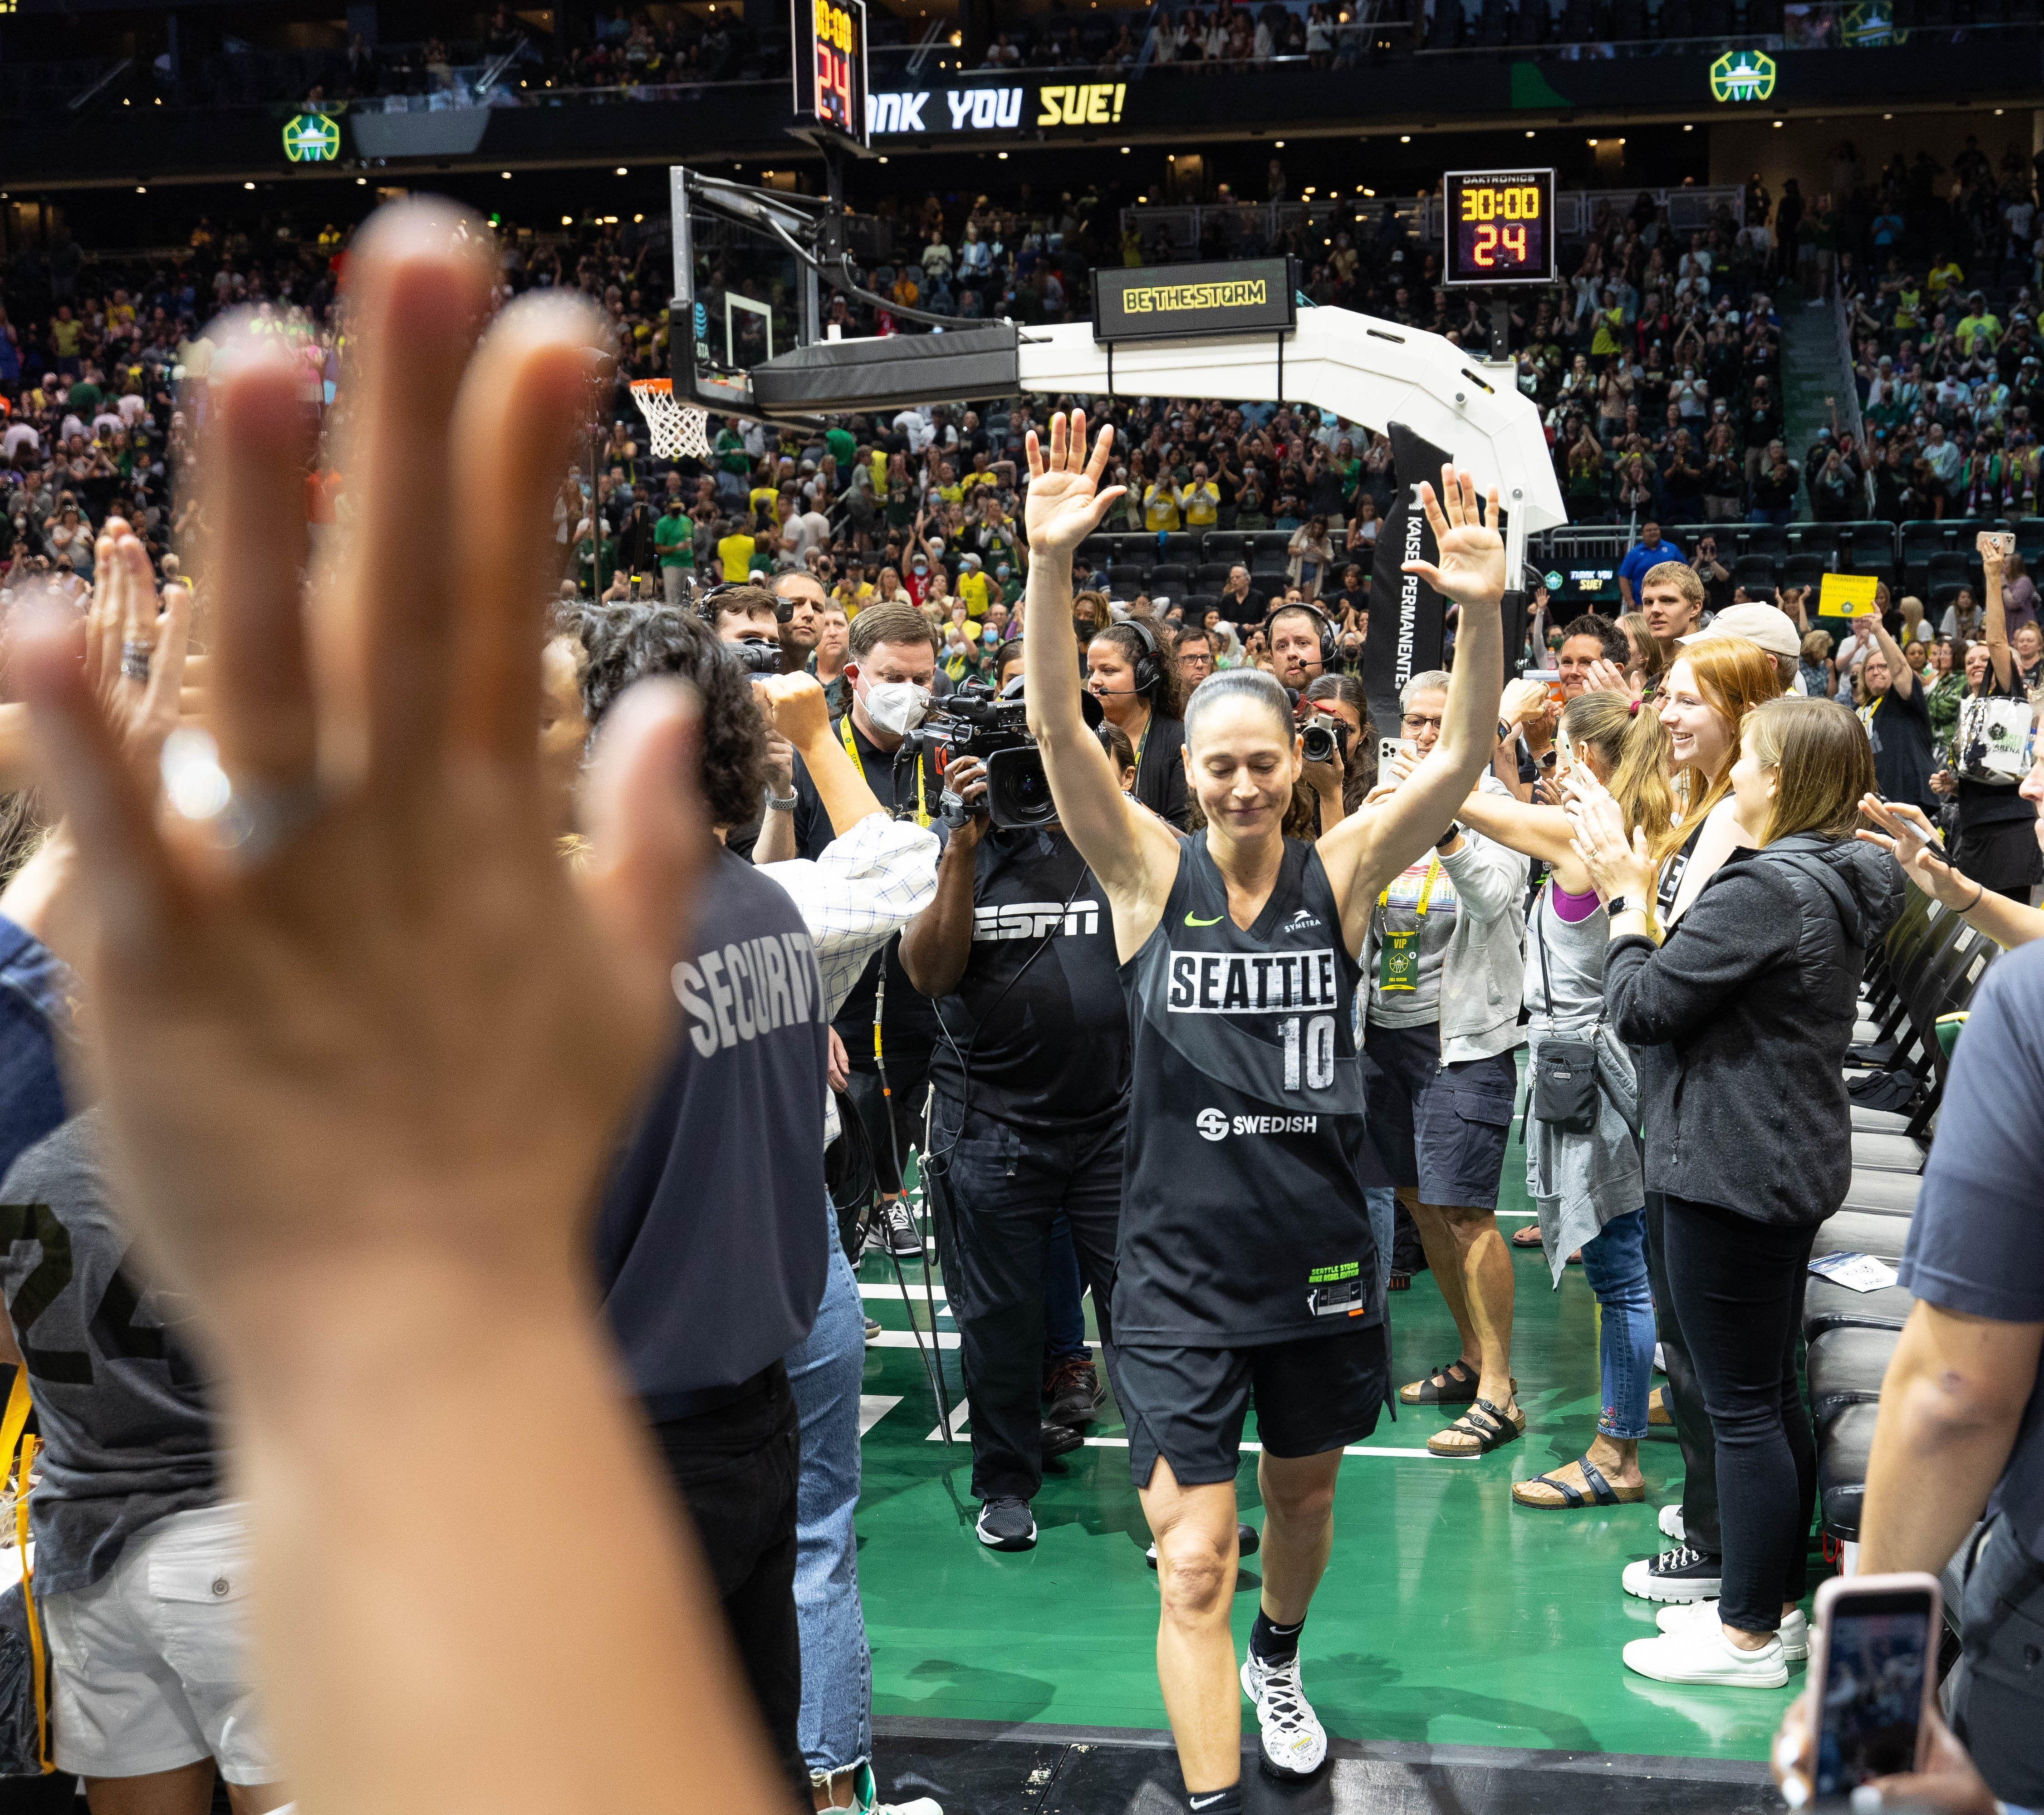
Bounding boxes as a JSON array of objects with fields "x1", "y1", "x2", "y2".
[
  {"x1": 1510, "y1": 1222, "x2": 1544, "y2": 1248},
  {"x1": 1648, "y1": 1385, "x2": 1673, "y2": 1427},
  {"x1": 1512, "y1": 1456, "x2": 1646, "y2": 1508},
  {"x1": 1428, "y1": 1396, "x2": 1526, "y2": 1457}
]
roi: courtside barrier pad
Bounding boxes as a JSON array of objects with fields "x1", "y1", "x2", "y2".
[
  {"x1": 1817, "y1": 1399, "x2": 1880, "y2": 1541},
  {"x1": 1803, "y1": 1275, "x2": 1917, "y2": 1339},
  {"x1": 1806, "y1": 1325, "x2": 1902, "y2": 1422},
  {"x1": 1812, "y1": 1212, "x2": 1910, "y2": 1263},
  {"x1": 1847, "y1": 1131, "x2": 1928, "y2": 1175},
  {"x1": 1840, "y1": 1171, "x2": 1921, "y2": 1217}
]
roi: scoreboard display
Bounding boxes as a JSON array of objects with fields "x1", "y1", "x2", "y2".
[
  {"x1": 793, "y1": 0, "x2": 869, "y2": 147},
  {"x1": 1443, "y1": 169, "x2": 1557, "y2": 286}
]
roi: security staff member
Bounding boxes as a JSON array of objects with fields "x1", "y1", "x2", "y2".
[
  {"x1": 756, "y1": 600, "x2": 946, "y2": 1260},
  {"x1": 900, "y1": 740, "x2": 1130, "y2": 1553}
]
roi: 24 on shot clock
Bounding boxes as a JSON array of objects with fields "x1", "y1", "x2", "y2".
[{"x1": 1442, "y1": 169, "x2": 1557, "y2": 286}]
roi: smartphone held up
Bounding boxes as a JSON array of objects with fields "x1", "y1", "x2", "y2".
[{"x1": 1807, "y1": 1572, "x2": 1943, "y2": 1798}]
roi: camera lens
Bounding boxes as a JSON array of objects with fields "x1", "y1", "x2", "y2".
[{"x1": 1301, "y1": 723, "x2": 1335, "y2": 764}]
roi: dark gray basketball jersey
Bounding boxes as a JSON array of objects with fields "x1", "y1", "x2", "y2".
[{"x1": 1116, "y1": 832, "x2": 1382, "y2": 1347}]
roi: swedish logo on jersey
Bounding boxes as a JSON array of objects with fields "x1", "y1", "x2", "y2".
[
  {"x1": 282, "y1": 113, "x2": 342, "y2": 163},
  {"x1": 1709, "y1": 50, "x2": 1775, "y2": 102}
]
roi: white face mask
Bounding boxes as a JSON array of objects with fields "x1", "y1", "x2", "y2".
[{"x1": 861, "y1": 678, "x2": 931, "y2": 738}]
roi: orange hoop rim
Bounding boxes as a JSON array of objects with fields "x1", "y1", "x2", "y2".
[{"x1": 629, "y1": 378, "x2": 675, "y2": 395}]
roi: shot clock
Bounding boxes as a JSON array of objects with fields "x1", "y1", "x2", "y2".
[
  {"x1": 793, "y1": 0, "x2": 870, "y2": 148},
  {"x1": 1443, "y1": 169, "x2": 1557, "y2": 285}
]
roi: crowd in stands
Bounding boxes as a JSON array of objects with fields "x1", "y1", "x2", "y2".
[
  {"x1": 0, "y1": 186, "x2": 2043, "y2": 1815},
  {"x1": 13, "y1": 0, "x2": 1921, "y2": 117}
]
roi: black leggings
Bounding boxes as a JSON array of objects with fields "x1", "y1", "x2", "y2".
[{"x1": 1661, "y1": 1195, "x2": 1818, "y2": 1635}]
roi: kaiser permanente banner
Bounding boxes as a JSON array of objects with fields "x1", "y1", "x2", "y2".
[{"x1": 866, "y1": 80, "x2": 1128, "y2": 136}]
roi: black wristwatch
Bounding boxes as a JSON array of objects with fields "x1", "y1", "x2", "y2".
[{"x1": 1436, "y1": 821, "x2": 1461, "y2": 851}]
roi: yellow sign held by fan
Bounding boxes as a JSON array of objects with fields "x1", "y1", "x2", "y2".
[{"x1": 1818, "y1": 573, "x2": 1882, "y2": 619}]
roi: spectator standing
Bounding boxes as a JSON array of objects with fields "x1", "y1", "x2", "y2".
[
  {"x1": 1617, "y1": 521, "x2": 1684, "y2": 613},
  {"x1": 1579, "y1": 698, "x2": 1902, "y2": 1687}
]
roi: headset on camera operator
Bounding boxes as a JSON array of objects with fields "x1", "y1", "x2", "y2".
[
  {"x1": 755, "y1": 601, "x2": 947, "y2": 1261},
  {"x1": 899, "y1": 672, "x2": 1129, "y2": 1550}
]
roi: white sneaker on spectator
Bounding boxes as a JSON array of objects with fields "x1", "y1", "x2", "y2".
[
  {"x1": 854, "y1": 1763, "x2": 941, "y2": 1815},
  {"x1": 1622, "y1": 1622, "x2": 1787, "y2": 1688},
  {"x1": 1658, "y1": 1503, "x2": 1685, "y2": 1543},
  {"x1": 1621, "y1": 1545, "x2": 1721, "y2": 1602},
  {"x1": 1656, "y1": 1599, "x2": 1808, "y2": 1661}
]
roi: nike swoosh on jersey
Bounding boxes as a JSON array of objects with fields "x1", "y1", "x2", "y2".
[
  {"x1": 1189, "y1": 1798, "x2": 1228, "y2": 1810},
  {"x1": 1185, "y1": 912, "x2": 1223, "y2": 927}
]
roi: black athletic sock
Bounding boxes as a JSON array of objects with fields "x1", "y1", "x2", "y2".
[
  {"x1": 1249, "y1": 1609, "x2": 1305, "y2": 1664},
  {"x1": 1183, "y1": 1783, "x2": 1243, "y2": 1815}
]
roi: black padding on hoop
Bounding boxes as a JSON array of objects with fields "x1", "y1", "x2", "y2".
[{"x1": 749, "y1": 325, "x2": 1021, "y2": 415}]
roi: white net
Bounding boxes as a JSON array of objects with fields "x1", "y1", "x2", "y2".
[{"x1": 629, "y1": 380, "x2": 711, "y2": 463}]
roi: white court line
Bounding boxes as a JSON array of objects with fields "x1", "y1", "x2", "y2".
[
  {"x1": 868, "y1": 1330, "x2": 961, "y2": 1350},
  {"x1": 858, "y1": 1394, "x2": 902, "y2": 1435},
  {"x1": 916, "y1": 1422, "x2": 1450, "y2": 1460},
  {"x1": 1075, "y1": 1437, "x2": 1458, "y2": 1460},
  {"x1": 858, "y1": 1282, "x2": 950, "y2": 1305}
]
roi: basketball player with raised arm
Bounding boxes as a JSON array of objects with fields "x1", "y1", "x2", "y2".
[{"x1": 1021, "y1": 412, "x2": 1507, "y2": 1809}]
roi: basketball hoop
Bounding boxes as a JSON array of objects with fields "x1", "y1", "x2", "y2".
[{"x1": 629, "y1": 378, "x2": 711, "y2": 462}]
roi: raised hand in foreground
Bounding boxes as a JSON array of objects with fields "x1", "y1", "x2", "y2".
[{"x1": 21, "y1": 201, "x2": 793, "y2": 1815}]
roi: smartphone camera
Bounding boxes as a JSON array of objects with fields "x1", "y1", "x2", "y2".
[{"x1": 1810, "y1": 1573, "x2": 1942, "y2": 1799}]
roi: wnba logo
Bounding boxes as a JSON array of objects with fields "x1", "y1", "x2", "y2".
[{"x1": 1196, "y1": 1108, "x2": 1229, "y2": 1142}]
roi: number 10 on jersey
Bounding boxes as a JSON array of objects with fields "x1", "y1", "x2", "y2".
[{"x1": 1284, "y1": 1015, "x2": 1336, "y2": 1090}]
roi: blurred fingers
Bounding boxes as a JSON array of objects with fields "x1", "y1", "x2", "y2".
[
  {"x1": 324, "y1": 201, "x2": 496, "y2": 784},
  {"x1": 144, "y1": 587, "x2": 195, "y2": 740},
  {"x1": 196, "y1": 334, "x2": 318, "y2": 786},
  {"x1": 578, "y1": 677, "x2": 711, "y2": 1000},
  {"x1": 448, "y1": 295, "x2": 608, "y2": 766},
  {"x1": 15, "y1": 615, "x2": 179, "y2": 951}
]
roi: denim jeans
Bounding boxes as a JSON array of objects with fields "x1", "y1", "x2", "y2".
[
  {"x1": 784, "y1": 1201, "x2": 872, "y2": 1783},
  {"x1": 1043, "y1": 1215, "x2": 1088, "y2": 1364},
  {"x1": 1365, "y1": 1183, "x2": 1396, "y2": 1316},
  {"x1": 1578, "y1": 1207, "x2": 1654, "y2": 1441}
]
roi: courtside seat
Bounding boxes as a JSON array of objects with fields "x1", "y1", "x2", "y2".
[
  {"x1": 1806, "y1": 1325, "x2": 1901, "y2": 1421},
  {"x1": 1804, "y1": 1276, "x2": 1917, "y2": 1339},
  {"x1": 1813, "y1": 1211, "x2": 1910, "y2": 1262},
  {"x1": 1841, "y1": 1171, "x2": 1921, "y2": 1217},
  {"x1": 1849, "y1": 1131, "x2": 1926, "y2": 1173},
  {"x1": 1817, "y1": 1399, "x2": 1880, "y2": 1541}
]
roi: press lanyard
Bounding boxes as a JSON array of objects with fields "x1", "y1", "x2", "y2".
[
  {"x1": 843, "y1": 712, "x2": 931, "y2": 829},
  {"x1": 1376, "y1": 856, "x2": 1441, "y2": 993}
]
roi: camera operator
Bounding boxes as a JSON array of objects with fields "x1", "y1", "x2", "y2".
[
  {"x1": 705, "y1": 584, "x2": 793, "y2": 862},
  {"x1": 1299, "y1": 672, "x2": 1375, "y2": 830},
  {"x1": 756, "y1": 601, "x2": 946, "y2": 1261},
  {"x1": 1268, "y1": 603, "x2": 1331, "y2": 692},
  {"x1": 899, "y1": 706, "x2": 1129, "y2": 1553},
  {"x1": 772, "y1": 568, "x2": 827, "y2": 676}
]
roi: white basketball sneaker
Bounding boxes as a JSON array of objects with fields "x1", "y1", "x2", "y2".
[{"x1": 1240, "y1": 1650, "x2": 1328, "y2": 1779}]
